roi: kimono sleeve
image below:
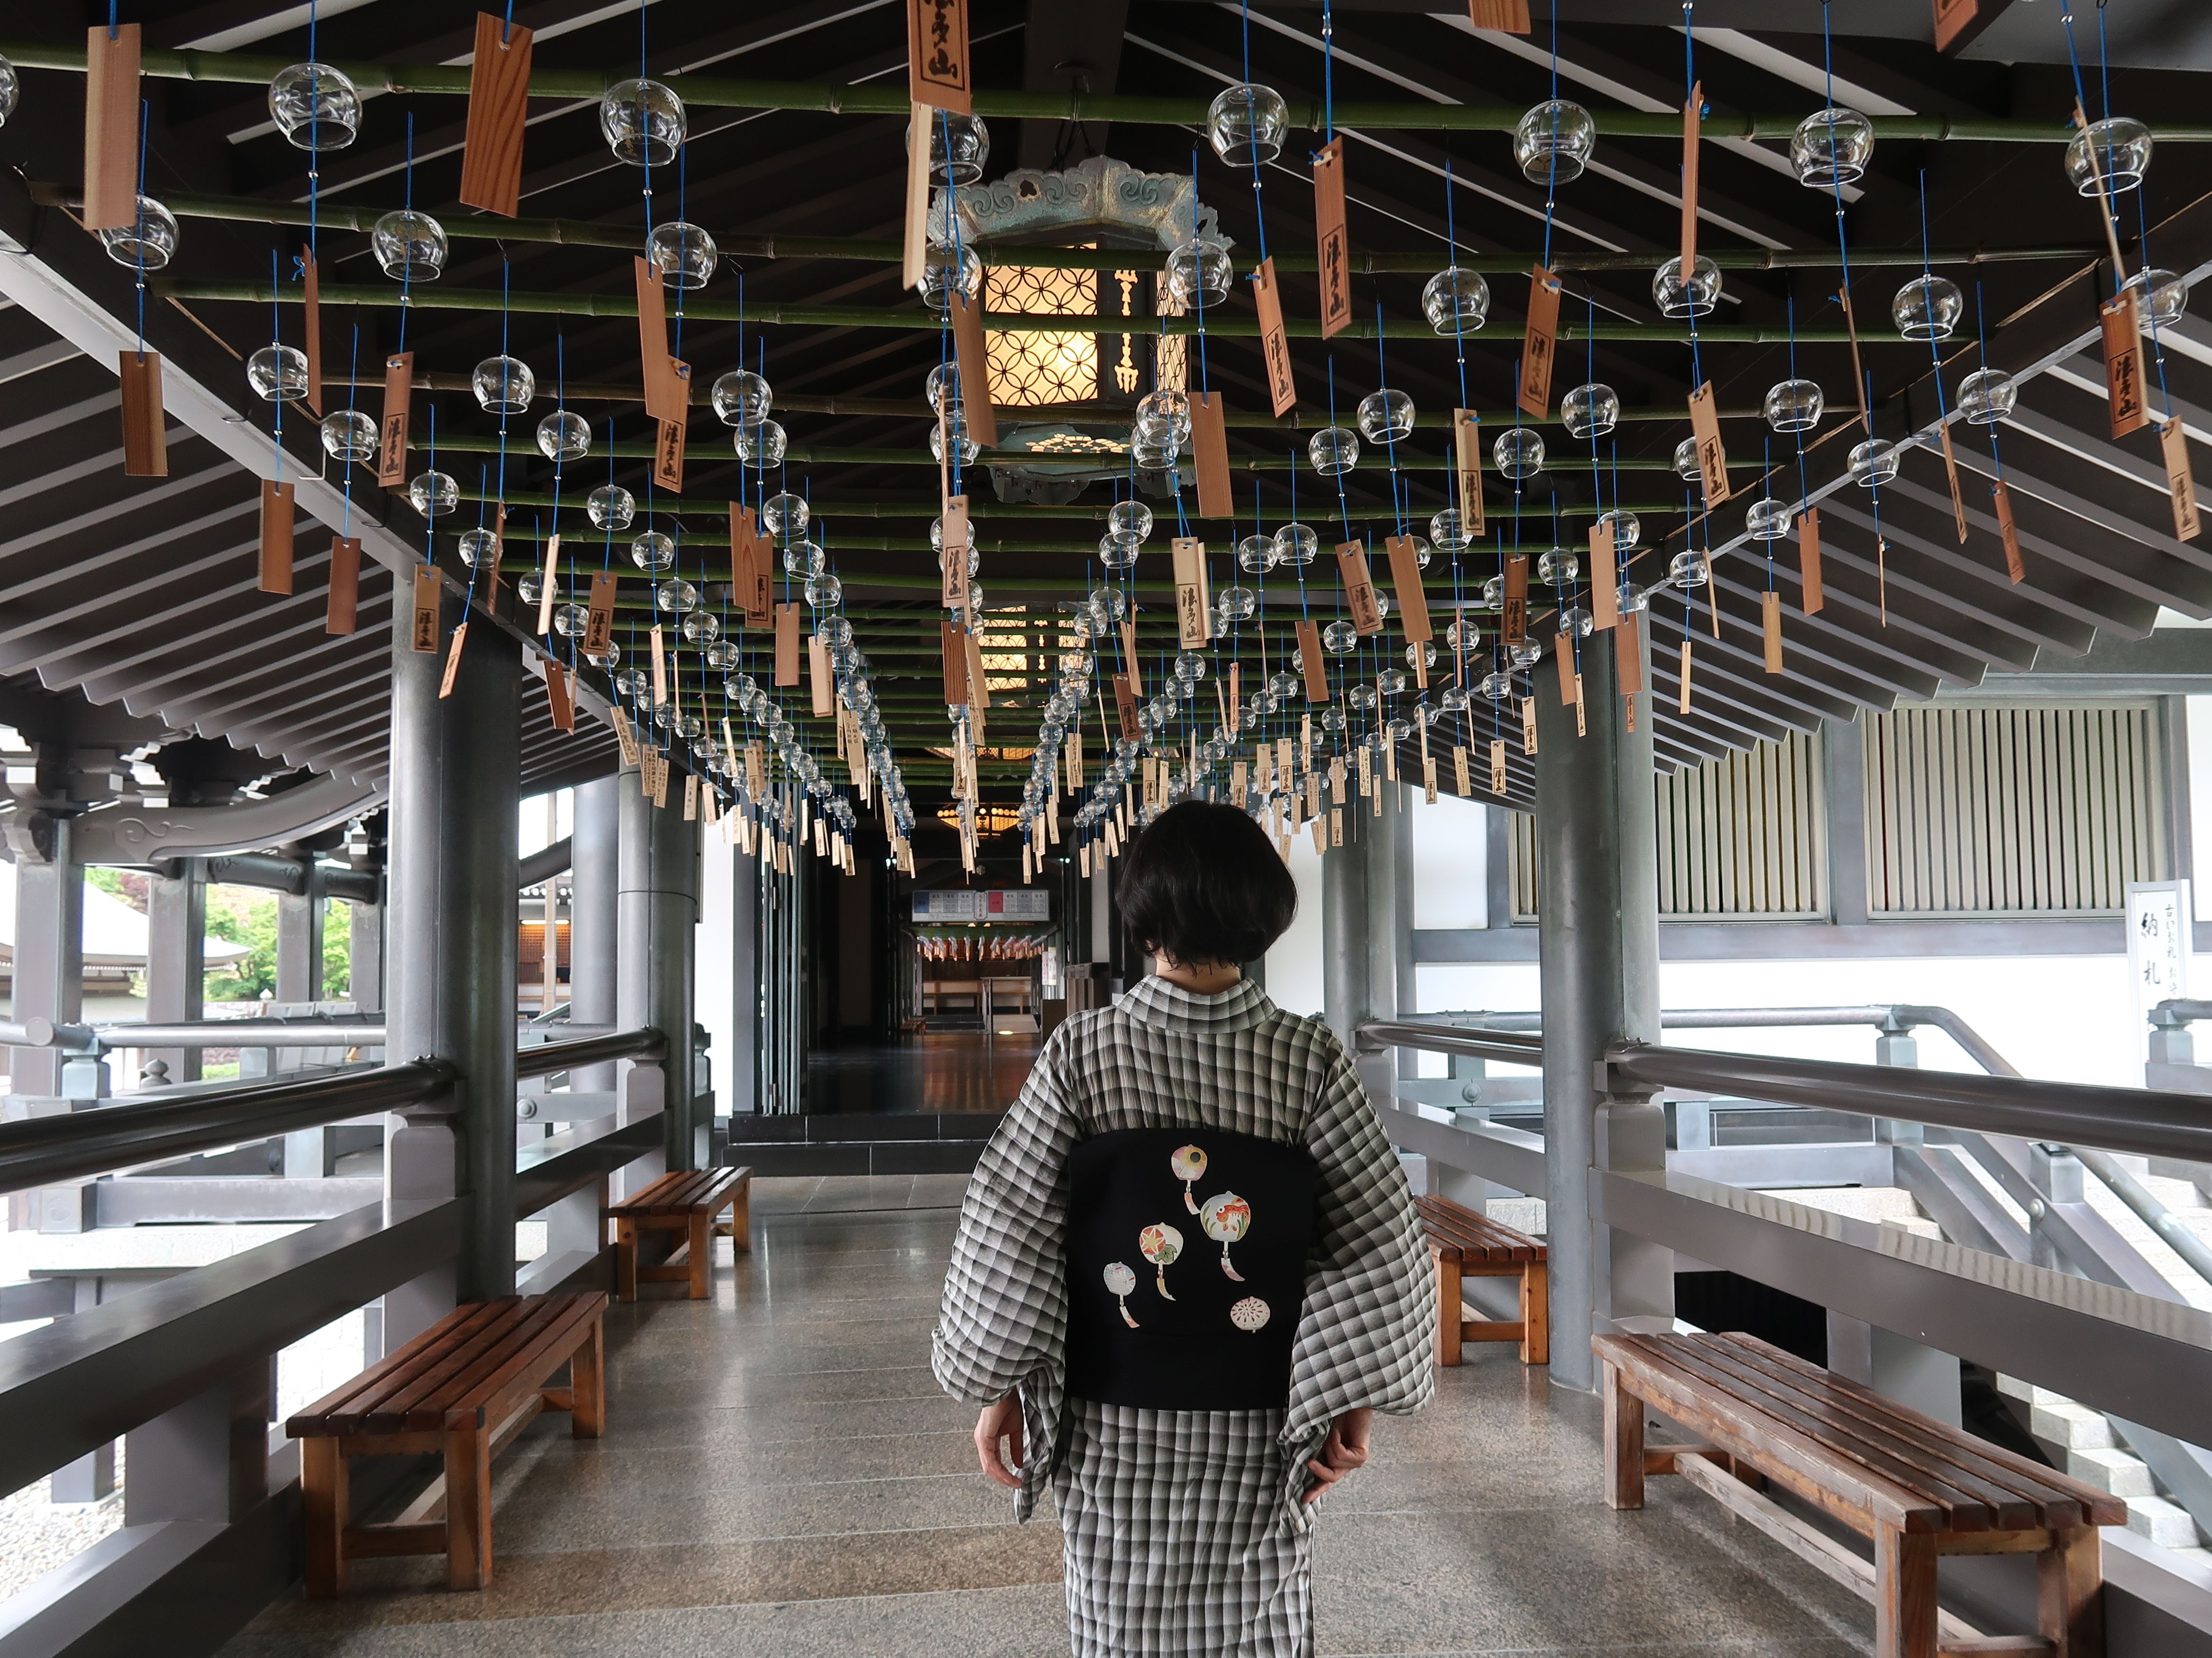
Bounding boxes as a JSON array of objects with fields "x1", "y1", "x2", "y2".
[
  {"x1": 931, "y1": 1027, "x2": 1084, "y2": 1408},
  {"x1": 1283, "y1": 1033, "x2": 1436, "y2": 1437}
]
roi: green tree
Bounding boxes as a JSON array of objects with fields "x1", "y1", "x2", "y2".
[
  {"x1": 322, "y1": 898, "x2": 353, "y2": 1000},
  {"x1": 203, "y1": 886, "x2": 278, "y2": 1000}
]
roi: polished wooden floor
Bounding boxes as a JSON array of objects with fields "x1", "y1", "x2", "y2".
[
  {"x1": 804, "y1": 1034, "x2": 1042, "y2": 1115},
  {"x1": 220, "y1": 1176, "x2": 1876, "y2": 1657}
]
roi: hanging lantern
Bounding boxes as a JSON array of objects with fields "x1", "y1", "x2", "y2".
[
  {"x1": 458, "y1": 526, "x2": 500, "y2": 568},
  {"x1": 1672, "y1": 438, "x2": 1701, "y2": 482},
  {"x1": 1431, "y1": 508, "x2": 1471, "y2": 551},
  {"x1": 1098, "y1": 535, "x2": 1139, "y2": 573},
  {"x1": 1493, "y1": 426, "x2": 1545, "y2": 480},
  {"x1": 1422, "y1": 267, "x2": 1490, "y2": 335},
  {"x1": 646, "y1": 221, "x2": 718, "y2": 289},
  {"x1": 96, "y1": 195, "x2": 178, "y2": 270},
  {"x1": 1597, "y1": 506, "x2": 1640, "y2": 551},
  {"x1": 408, "y1": 470, "x2": 458, "y2": 517},
  {"x1": 247, "y1": 343, "x2": 308, "y2": 402},
  {"x1": 268, "y1": 62, "x2": 362, "y2": 150},
  {"x1": 712, "y1": 369, "x2": 773, "y2": 427},
  {"x1": 1666, "y1": 549, "x2": 1710, "y2": 587},
  {"x1": 536, "y1": 409, "x2": 591, "y2": 462},
  {"x1": 1166, "y1": 238, "x2": 1234, "y2": 308},
  {"x1": 928, "y1": 409, "x2": 979, "y2": 465},
  {"x1": 601, "y1": 78, "x2": 685, "y2": 166},
  {"x1": 684, "y1": 611, "x2": 721, "y2": 644},
  {"x1": 1957, "y1": 367, "x2": 2017, "y2": 426},
  {"x1": 1560, "y1": 382, "x2": 1618, "y2": 439},
  {"x1": 319, "y1": 409, "x2": 378, "y2": 463},
  {"x1": 472, "y1": 354, "x2": 536, "y2": 413},
  {"x1": 1321, "y1": 618, "x2": 1359, "y2": 655},
  {"x1": 915, "y1": 110, "x2": 989, "y2": 184},
  {"x1": 1536, "y1": 546, "x2": 1578, "y2": 585},
  {"x1": 1653, "y1": 253, "x2": 1722, "y2": 319},
  {"x1": 1356, "y1": 388, "x2": 1416, "y2": 443},
  {"x1": 764, "y1": 491, "x2": 808, "y2": 540},
  {"x1": 2122, "y1": 266, "x2": 2189, "y2": 330},
  {"x1": 1848, "y1": 438, "x2": 1900, "y2": 487},
  {"x1": 784, "y1": 539, "x2": 827, "y2": 577},
  {"x1": 1130, "y1": 431, "x2": 1177, "y2": 471},
  {"x1": 1892, "y1": 274, "x2": 1963, "y2": 341},
  {"x1": 553, "y1": 603, "x2": 590, "y2": 638},
  {"x1": 631, "y1": 531, "x2": 677, "y2": 571},
  {"x1": 1207, "y1": 83, "x2": 1289, "y2": 166},
  {"x1": 1745, "y1": 497, "x2": 1793, "y2": 540},
  {"x1": 2065, "y1": 115, "x2": 2152, "y2": 197},
  {"x1": 1107, "y1": 499, "x2": 1154, "y2": 549},
  {"x1": 372, "y1": 209, "x2": 447, "y2": 282},
  {"x1": 1789, "y1": 107, "x2": 1872, "y2": 188},
  {"x1": 1136, "y1": 388, "x2": 1193, "y2": 448},
  {"x1": 1237, "y1": 534, "x2": 1278, "y2": 574},
  {"x1": 587, "y1": 484, "x2": 636, "y2": 531},
  {"x1": 739, "y1": 418, "x2": 789, "y2": 467},
  {"x1": 1513, "y1": 100, "x2": 1595, "y2": 185},
  {"x1": 918, "y1": 243, "x2": 984, "y2": 312},
  {"x1": 1375, "y1": 667, "x2": 1409, "y2": 696},
  {"x1": 1274, "y1": 522, "x2": 1320, "y2": 566},
  {"x1": 1763, "y1": 377, "x2": 1824, "y2": 433},
  {"x1": 1309, "y1": 427, "x2": 1359, "y2": 476},
  {"x1": 1345, "y1": 684, "x2": 1378, "y2": 713},
  {"x1": 656, "y1": 578, "x2": 700, "y2": 613}
]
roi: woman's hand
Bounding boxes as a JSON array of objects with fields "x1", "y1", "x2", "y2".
[
  {"x1": 974, "y1": 1393, "x2": 1025, "y2": 1488},
  {"x1": 1301, "y1": 1407, "x2": 1373, "y2": 1505}
]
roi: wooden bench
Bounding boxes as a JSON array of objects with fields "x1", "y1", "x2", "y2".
[
  {"x1": 1595, "y1": 1330, "x2": 2127, "y2": 1658},
  {"x1": 606, "y1": 1166, "x2": 753, "y2": 1301},
  {"x1": 1414, "y1": 1194, "x2": 1548, "y2": 1365},
  {"x1": 289, "y1": 1293, "x2": 607, "y2": 1594}
]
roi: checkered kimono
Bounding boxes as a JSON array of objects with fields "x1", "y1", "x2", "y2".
[{"x1": 933, "y1": 976, "x2": 1434, "y2": 1658}]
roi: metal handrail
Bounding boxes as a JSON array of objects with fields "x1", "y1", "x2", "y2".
[
  {"x1": 515, "y1": 1025, "x2": 663, "y2": 1079},
  {"x1": 1420, "y1": 1004, "x2": 2021, "y2": 1078},
  {"x1": 1356, "y1": 1019, "x2": 1544, "y2": 1067}
]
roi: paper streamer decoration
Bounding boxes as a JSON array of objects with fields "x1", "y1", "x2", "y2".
[{"x1": 459, "y1": 11, "x2": 532, "y2": 217}]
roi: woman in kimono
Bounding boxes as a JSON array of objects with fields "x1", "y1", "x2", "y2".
[{"x1": 934, "y1": 800, "x2": 1435, "y2": 1658}]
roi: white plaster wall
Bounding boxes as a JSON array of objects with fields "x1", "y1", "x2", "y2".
[
  {"x1": 1410, "y1": 790, "x2": 1487, "y2": 930},
  {"x1": 697, "y1": 827, "x2": 734, "y2": 1116},
  {"x1": 1265, "y1": 832, "x2": 1327, "y2": 1017}
]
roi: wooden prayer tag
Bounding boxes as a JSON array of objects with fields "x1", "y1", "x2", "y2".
[
  {"x1": 258, "y1": 480, "x2": 294, "y2": 595},
  {"x1": 1114, "y1": 673, "x2": 1138, "y2": 742},
  {"x1": 1574, "y1": 674, "x2": 1586, "y2": 737},
  {"x1": 1502, "y1": 552, "x2": 1529, "y2": 646},
  {"x1": 1120, "y1": 618, "x2": 1143, "y2": 694},
  {"x1": 649, "y1": 623, "x2": 668, "y2": 707},
  {"x1": 1679, "y1": 82, "x2": 1701, "y2": 280},
  {"x1": 653, "y1": 405, "x2": 688, "y2": 493},
  {"x1": 1253, "y1": 257, "x2": 1297, "y2": 416},
  {"x1": 948, "y1": 293, "x2": 997, "y2": 449},
  {"x1": 535, "y1": 533, "x2": 560, "y2": 635},
  {"x1": 1313, "y1": 138, "x2": 1351, "y2": 340},
  {"x1": 1687, "y1": 381, "x2": 1732, "y2": 504},
  {"x1": 326, "y1": 536, "x2": 361, "y2": 635},
  {"x1": 736, "y1": 505, "x2": 775, "y2": 626},
  {"x1": 545, "y1": 659, "x2": 575, "y2": 732},
  {"x1": 1172, "y1": 537, "x2": 1212, "y2": 649},
  {"x1": 1338, "y1": 540, "x2": 1384, "y2": 635},
  {"x1": 2164, "y1": 420, "x2": 2202, "y2": 542},
  {"x1": 775, "y1": 603, "x2": 802, "y2": 686},
  {"x1": 1937, "y1": 421, "x2": 1969, "y2": 543},
  {"x1": 1467, "y1": 0, "x2": 1532, "y2": 28},
  {"x1": 1933, "y1": 0, "x2": 1979, "y2": 54},
  {"x1": 1490, "y1": 738, "x2": 1509, "y2": 794},
  {"x1": 83, "y1": 24, "x2": 141, "y2": 231},
  {"x1": 1553, "y1": 633, "x2": 1577, "y2": 707},
  {"x1": 809, "y1": 635, "x2": 834, "y2": 717},
  {"x1": 1799, "y1": 507, "x2": 1825, "y2": 614},
  {"x1": 1296, "y1": 619, "x2": 1330, "y2": 701},
  {"x1": 941, "y1": 494, "x2": 971, "y2": 611},
  {"x1": 1615, "y1": 610, "x2": 1643, "y2": 696},
  {"x1": 300, "y1": 246, "x2": 323, "y2": 415},
  {"x1": 1452, "y1": 409, "x2": 1484, "y2": 536},
  {"x1": 943, "y1": 621, "x2": 970, "y2": 706},
  {"x1": 635, "y1": 257, "x2": 682, "y2": 423},
  {"x1": 411, "y1": 565, "x2": 442, "y2": 653},
  {"x1": 902, "y1": 101, "x2": 934, "y2": 291},
  {"x1": 439, "y1": 622, "x2": 469, "y2": 698},
  {"x1": 1678, "y1": 639, "x2": 1694, "y2": 714},
  {"x1": 1762, "y1": 590, "x2": 1784, "y2": 674},
  {"x1": 1521, "y1": 696, "x2": 1538, "y2": 753},
  {"x1": 964, "y1": 630, "x2": 990, "y2": 710},
  {"x1": 459, "y1": 11, "x2": 532, "y2": 217},
  {"x1": 2102, "y1": 290, "x2": 2149, "y2": 439},
  {"x1": 684, "y1": 773, "x2": 699, "y2": 822},
  {"x1": 1588, "y1": 517, "x2": 1618, "y2": 631},
  {"x1": 907, "y1": 0, "x2": 972, "y2": 113},
  {"x1": 1384, "y1": 534, "x2": 1433, "y2": 641},
  {"x1": 377, "y1": 351, "x2": 413, "y2": 487},
  {"x1": 1452, "y1": 745, "x2": 1470, "y2": 796},
  {"x1": 1519, "y1": 266, "x2": 1562, "y2": 420},
  {"x1": 118, "y1": 349, "x2": 166, "y2": 477},
  {"x1": 1993, "y1": 479, "x2": 2025, "y2": 583},
  {"x1": 582, "y1": 571, "x2": 618, "y2": 658},
  {"x1": 1189, "y1": 392, "x2": 1233, "y2": 520}
]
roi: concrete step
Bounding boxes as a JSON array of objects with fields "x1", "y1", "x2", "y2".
[
  {"x1": 2031, "y1": 1400, "x2": 2116, "y2": 1450},
  {"x1": 2127, "y1": 1493, "x2": 2206, "y2": 1549},
  {"x1": 2066, "y1": 1445, "x2": 2158, "y2": 1498}
]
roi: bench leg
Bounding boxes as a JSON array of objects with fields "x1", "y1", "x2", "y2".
[
  {"x1": 2038, "y1": 1524, "x2": 2102, "y2": 1658},
  {"x1": 1602, "y1": 1361, "x2": 1645, "y2": 1511},
  {"x1": 1874, "y1": 1526, "x2": 1939, "y2": 1658},
  {"x1": 688, "y1": 1211, "x2": 710, "y2": 1299},
  {"x1": 572, "y1": 1317, "x2": 606, "y2": 1439},
  {"x1": 1519, "y1": 1262, "x2": 1549, "y2": 1365},
  {"x1": 614, "y1": 1218, "x2": 638, "y2": 1303},
  {"x1": 302, "y1": 1437, "x2": 347, "y2": 1597},
  {"x1": 729, "y1": 1183, "x2": 750, "y2": 1252},
  {"x1": 1434, "y1": 1252, "x2": 1462, "y2": 1367},
  {"x1": 444, "y1": 1421, "x2": 494, "y2": 1591}
]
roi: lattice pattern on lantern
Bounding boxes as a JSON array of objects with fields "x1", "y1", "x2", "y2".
[
  {"x1": 1155, "y1": 276, "x2": 1190, "y2": 394},
  {"x1": 983, "y1": 264, "x2": 1099, "y2": 405}
]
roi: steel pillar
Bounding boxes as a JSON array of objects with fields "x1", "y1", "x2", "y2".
[
  {"x1": 569, "y1": 777, "x2": 619, "y2": 1091},
  {"x1": 726, "y1": 831, "x2": 759, "y2": 1115},
  {"x1": 1533, "y1": 636, "x2": 1668, "y2": 1392},
  {"x1": 617, "y1": 764, "x2": 699, "y2": 1171},
  {"x1": 11, "y1": 817, "x2": 82, "y2": 1099},
  {"x1": 145, "y1": 858, "x2": 206, "y2": 1083},
  {"x1": 382, "y1": 592, "x2": 521, "y2": 1347},
  {"x1": 1322, "y1": 802, "x2": 1370, "y2": 1051},
  {"x1": 275, "y1": 866, "x2": 324, "y2": 1005},
  {"x1": 348, "y1": 893, "x2": 384, "y2": 1013}
]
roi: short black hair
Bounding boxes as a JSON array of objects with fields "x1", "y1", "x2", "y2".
[{"x1": 1116, "y1": 801, "x2": 1298, "y2": 967}]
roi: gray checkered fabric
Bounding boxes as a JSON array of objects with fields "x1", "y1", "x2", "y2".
[{"x1": 933, "y1": 975, "x2": 1434, "y2": 1658}]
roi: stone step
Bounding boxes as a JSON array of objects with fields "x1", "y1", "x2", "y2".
[
  {"x1": 2031, "y1": 1400, "x2": 2115, "y2": 1450},
  {"x1": 2066, "y1": 1445, "x2": 2158, "y2": 1498},
  {"x1": 2127, "y1": 1493, "x2": 2206, "y2": 1549}
]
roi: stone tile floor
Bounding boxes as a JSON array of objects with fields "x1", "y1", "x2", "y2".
[{"x1": 219, "y1": 1174, "x2": 1877, "y2": 1657}]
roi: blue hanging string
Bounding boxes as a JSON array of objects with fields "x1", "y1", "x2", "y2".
[
  {"x1": 424, "y1": 404, "x2": 438, "y2": 568},
  {"x1": 398, "y1": 113, "x2": 414, "y2": 355},
  {"x1": 1818, "y1": 4, "x2": 1861, "y2": 434},
  {"x1": 132, "y1": 99, "x2": 149, "y2": 355},
  {"x1": 267, "y1": 248, "x2": 285, "y2": 485},
  {"x1": 1375, "y1": 301, "x2": 1406, "y2": 538}
]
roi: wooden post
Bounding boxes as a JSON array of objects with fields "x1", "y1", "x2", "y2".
[
  {"x1": 443, "y1": 1421, "x2": 494, "y2": 1590},
  {"x1": 2037, "y1": 1525, "x2": 2102, "y2": 1658},
  {"x1": 1874, "y1": 1526, "x2": 1939, "y2": 1658},
  {"x1": 1520, "y1": 1260, "x2": 1550, "y2": 1365},
  {"x1": 1434, "y1": 1249, "x2": 1463, "y2": 1368},
  {"x1": 301, "y1": 1436, "x2": 347, "y2": 1597},
  {"x1": 572, "y1": 1315, "x2": 606, "y2": 1438},
  {"x1": 615, "y1": 1216, "x2": 639, "y2": 1302},
  {"x1": 688, "y1": 1209, "x2": 711, "y2": 1299},
  {"x1": 1602, "y1": 1362, "x2": 1646, "y2": 1510}
]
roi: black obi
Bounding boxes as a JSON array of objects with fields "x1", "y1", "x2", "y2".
[{"x1": 1063, "y1": 1125, "x2": 1318, "y2": 1411}]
